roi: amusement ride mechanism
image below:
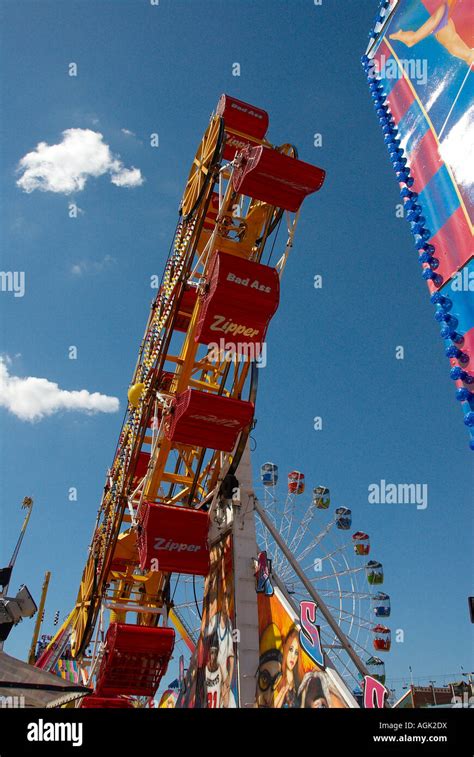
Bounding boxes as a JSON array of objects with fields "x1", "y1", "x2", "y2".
[{"x1": 35, "y1": 94, "x2": 386, "y2": 707}]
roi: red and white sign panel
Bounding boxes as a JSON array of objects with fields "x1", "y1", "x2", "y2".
[
  {"x1": 195, "y1": 251, "x2": 280, "y2": 353},
  {"x1": 138, "y1": 502, "x2": 210, "y2": 576}
]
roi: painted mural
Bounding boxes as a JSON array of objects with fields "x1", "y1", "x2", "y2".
[
  {"x1": 176, "y1": 534, "x2": 238, "y2": 708},
  {"x1": 256, "y1": 588, "x2": 354, "y2": 708}
]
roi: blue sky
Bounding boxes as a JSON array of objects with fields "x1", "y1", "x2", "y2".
[{"x1": 1, "y1": 0, "x2": 472, "y2": 699}]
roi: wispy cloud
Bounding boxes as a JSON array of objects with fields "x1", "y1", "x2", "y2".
[
  {"x1": 110, "y1": 167, "x2": 142, "y2": 187},
  {"x1": 0, "y1": 356, "x2": 119, "y2": 422},
  {"x1": 71, "y1": 254, "x2": 117, "y2": 276},
  {"x1": 121, "y1": 128, "x2": 136, "y2": 137},
  {"x1": 16, "y1": 128, "x2": 144, "y2": 194}
]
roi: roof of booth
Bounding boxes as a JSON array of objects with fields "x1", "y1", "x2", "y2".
[{"x1": 0, "y1": 650, "x2": 91, "y2": 708}]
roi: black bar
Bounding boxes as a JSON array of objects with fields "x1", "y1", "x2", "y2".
[{"x1": 0, "y1": 706, "x2": 470, "y2": 755}]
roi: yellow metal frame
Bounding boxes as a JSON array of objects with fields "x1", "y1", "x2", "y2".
[{"x1": 43, "y1": 113, "x2": 301, "y2": 665}]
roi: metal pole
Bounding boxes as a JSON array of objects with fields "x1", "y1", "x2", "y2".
[
  {"x1": 2, "y1": 497, "x2": 34, "y2": 597},
  {"x1": 254, "y1": 496, "x2": 370, "y2": 679},
  {"x1": 0, "y1": 497, "x2": 34, "y2": 651},
  {"x1": 27, "y1": 571, "x2": 51, "y2": 665},
  {"x1": 231, "y1": 444, "x2": 261, "y2": 708}
]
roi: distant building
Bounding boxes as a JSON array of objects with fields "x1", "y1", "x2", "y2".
[{"x1": 394, "y1": 682, "x2": 472, "y2": 708}]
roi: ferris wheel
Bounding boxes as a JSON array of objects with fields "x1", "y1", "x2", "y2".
[{"x1": 253, "y1": 463, "x2": 391, "y2": 691}]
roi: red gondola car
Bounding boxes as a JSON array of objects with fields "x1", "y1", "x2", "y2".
[
  {"x1": 372, "y1": 624, "x2": 391, "y2": 652},
  {"x1": 288, "y1": 471, "x2": 305, "y2": 495},
  {"x1": 165, "y1": 389, "x2": 254, "y2": 452},
  {"x1": 217, "y1": 94, "x2": 269, "y2": 161},
  {"x1": 138, "y1": 502, "x2": 210, "y2": 576},
  {"x1": 233, "y1": 145, "x2": 325, "y2": 212},
  {"x1": 95, "y1": 623, "x2": 175, "y2": 698},
  {"x1": 195, "y1": 251, "x2": 280, "y2": 354},
  {"x1": 352, "y1": 531, "x2": 370, "y2": 556}
]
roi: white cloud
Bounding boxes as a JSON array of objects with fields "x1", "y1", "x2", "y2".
[
  {"x1": 110, "y1": 167, "x2": 142, "y2": 187},
  {"x1": 16, "y1": 128, "x2": 144, "y2": 194},
  {"x1": 71, "y1": 254, "x2": 117, "y2": 276},
  {"x1": 121, "y1": 128, "x2": 136, "y2": 137},
  {"x1": 0, "y1": 357, "x2": 119, "y2": 422}
]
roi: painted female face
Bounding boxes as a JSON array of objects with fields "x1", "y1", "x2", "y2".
[{"x1": 286, "y1": 638, "x2": 299, "y2": 670}]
